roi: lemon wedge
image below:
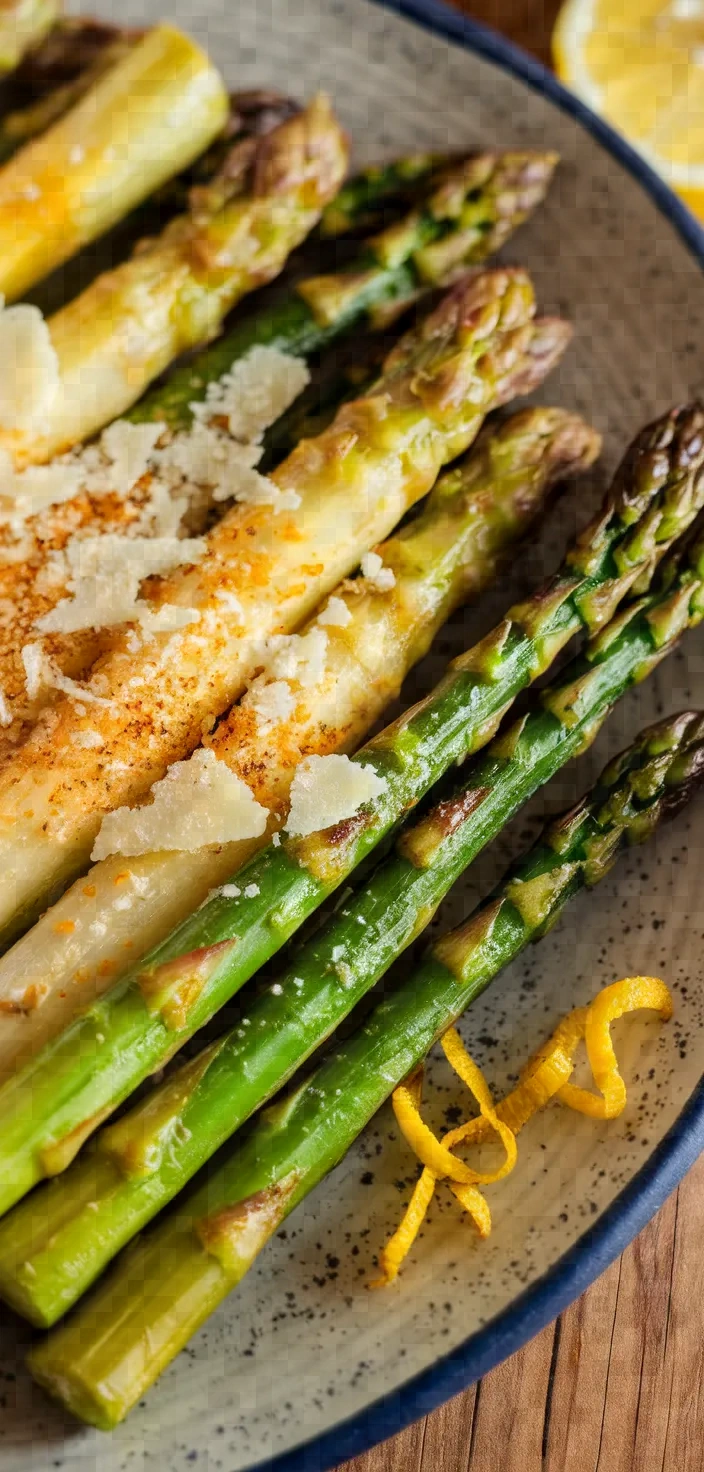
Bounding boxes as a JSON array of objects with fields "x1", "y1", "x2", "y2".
[{"x1": 554, "y1": 0, "x2": 704, "y2": 216}]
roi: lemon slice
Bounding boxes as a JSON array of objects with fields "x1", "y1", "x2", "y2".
[{"x1": 554, "y1": 0, "x2": 704, "y2": 216}]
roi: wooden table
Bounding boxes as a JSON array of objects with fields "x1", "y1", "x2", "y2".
[{"x1": 337, "y1": 3, "x2": 704, "y2": 1468}]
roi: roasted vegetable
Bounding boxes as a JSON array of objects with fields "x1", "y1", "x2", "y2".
[
  {"x1": 23, "y1": 699, "x2": 704, "y2": 1424},
  {"x1": 0, "y1": 269, "x2": 559, "y2": 951},
  {"x1": 0, "y1": 93, "x2": 348, "y2": 465},
  {"x1": 0, "y1": 407, "x2": 598, "y2": 1079},
  {"x1": 0, "y1": 24, "x2": 229, "y2": 302},
  {"x1": 0, "y1": 0, "x2": 58, "y2": 76},
  {"x1": 7, "y1": 403, "x2": 704, "y2": 1222}
]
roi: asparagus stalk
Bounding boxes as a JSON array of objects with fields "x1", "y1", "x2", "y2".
[
  {"x1": 25, "y1": 706, "x2": 704, "y2": 1425},
  {"x1": 130, "y1": 149, "x2": 558, "y2": 433},
  {"x1": 0, "y1": 408, "x2": 599, "y2": 1079},
  {"x1": 9, "y1": 15, "x2": 129, "y2": 91},
  {"x1": 0, "y1": 151, "x2": 556, "y2": 749},
  {"x1": 0, "y1": 24, "x2": 229, "y2": 304},
  {"x1": 0, "y1": 269, "x2": 555, "y2": 951},
  {"x1": 0, "y1": 22, "x2": 137, "y2": 166},
  {"x1": 318, "y1": 152, "x2": 452, "y2": 237},
  {"x1": 119, "y1": 143, "x2": 455, "y2": 255},
  {"x1": 0, "y1": 37, "x2": 128, "y2": 163},
  {"x1": 0, "y1": 402, "x2": 699, "y2": 1219},
  {"x1": 0, "y1": 21, "x2": 133, "y2": 164},
  {"x1": 0, "y1": 94, "x2": 347, "y2": 465},
  {"x1": 6, "y1": 513, "x2": 703, "y2": 1309},
  {"x1": 0, "y1": 0, "x2": 58, "y2": 75}
]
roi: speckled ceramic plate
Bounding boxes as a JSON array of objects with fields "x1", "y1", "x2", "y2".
[{"x1": 2, "y1": 0, "x2": 704, "y2": 1467}]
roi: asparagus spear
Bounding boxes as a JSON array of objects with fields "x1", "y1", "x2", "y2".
[
  {"x1": 24, "y1": 707, "x2": 704, "y2": 1425},
  {"x1": 9, "y1": 14, "x2": 128, "y2": 92},
  {"x1": 0, "y1": 407, "x2": 599, "y2": 1079},
  {"x1": 5, "y1": 511, "x2": 702, "y2": 1304},
  {"x1": 131, "y1": 149, "x2": 558, "y2": 433},
  {"x1": 0, "y1": 94, "x2": 347, "y2": 465},
  {"x1": 0, "y1": 269, "x2": 555, "y2": 951},
  {"x1": 0, "y1": 24, "x2": 229, "y2": 304},
  {"x1": 0, "y1": 20, "x2": 134, "y2": 165},
  {"x1": 0, "y1": 402, "x2": 699, "y2": 1219},
  {"x1": 318, "y1": 152, "x2": 452, "y2": 237},
  {"x1": 0, "y1": 0, "x2": 58, "y2": 75},
  {"x1": 0, "y1": 152, "x2": 556, "y2": 750},
  {"x1": 0, "y1": 37, "x2": 129, "y2": 164}
]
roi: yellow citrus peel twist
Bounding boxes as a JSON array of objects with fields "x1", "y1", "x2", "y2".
[{"x1": 374, "y1": 976, "x2": 671, "y2": 1286}]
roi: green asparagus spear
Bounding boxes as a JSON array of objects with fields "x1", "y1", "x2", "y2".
[
  {"x1": 130, "y1": 150, "x2": 558, "y2": 432},
  {"x1": 318, "y1": 152, "x2": 452, "y2": 236},
  {"x1": 0, "y1": 405, "x2": 700, "y2": 1224},
  {"x1": 0, "y1": 406, "x2": 601, "y2": 1290},
  {"x1": 7, "y1": 507, "x2": 704, "y2": 1316},
  {"x1": 0, "y1": 269, "x2": 563, "y2": 949},
  {"x1": 0, "y1": 406, "x2": 599, "y2": 1082},
  {"x1": 2, "y1": 91, "x2": 347, "y2": 464},
  {"x1": 26, "y1": 705, "x2": 704, "y2": 1427}
]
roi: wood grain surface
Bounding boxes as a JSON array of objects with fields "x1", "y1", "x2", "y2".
[{"x1": 336, "y1": 3, "x2": 704, "y2": 1468}]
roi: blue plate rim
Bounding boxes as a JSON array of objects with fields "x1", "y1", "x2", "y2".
[{"x1": 244, "y1": 1, "x2": 704, "y2": 1466}]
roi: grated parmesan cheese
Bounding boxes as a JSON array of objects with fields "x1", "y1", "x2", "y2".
[
  {"x1": 0, "y1": 303, "x2": 61, "y2": 432},
  {"x1": 240, "y1": 624, "x2": 330, "y2": 736},
  {"x1": 192, "y1": 345, "x2": 310, "y2": 442},
  {"x1": 70, "y1": 729, "x2": 105, "y2": 749},
  {"x1": 99, "y1": 421, "x2": 166, "y2": 497},
  {"x1": 0, "y1": 455, "x2": 84, "y2": 529},
  {"x1": 21, "y1": 643, "x2": 115, "y2": 708},
  {"x1": 215, "y1": 587, "x2": 244, "y2": 617},
  {"x1": 91, "y1": 748, "x2": 269, "y2": 860},
  {"x1": 360, "y1": 550, "x2": 396, "y2": 592},
  {"x1": 242, "y1": 677, "x2": 295, "y2": 733},
  {"x1": 34, "y1": 533, "x2": 207, "y2": 637},
  {"x1": 151, "y1": 346, "x2": 308, "y2": 511},
  {"x1": 0, "y1": 345, "x2": 309, "y2": 535},
  {"x1": 285, "y1": 753, "x2": 388, "y2": 837},
  {"x1": 229, "y1": 474, "x2": 302, "y2": 512},
  {"x1": 267, "y1": 627, "x2": 328, "y2": 687},
  {"x1": 317, "y1": 595, "x2": 352, "y2": 628}
]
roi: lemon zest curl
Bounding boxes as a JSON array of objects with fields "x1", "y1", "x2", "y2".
[{"x1": 374, "y1": 976, "x2": 671, "y2": 1286}]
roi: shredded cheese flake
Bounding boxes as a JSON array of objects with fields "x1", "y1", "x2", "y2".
[
  {"x1": 99, "y1": 421, "x2": 166, "y2": 497},
  {"x1": 1, "y1": 346, "x2": 309, "y2": 544},
  {"x1": 242, "y1": 677, "x2": 295, "y2": 733},
  {"x1": 374, "y1": 976, "x2": 672, "y2": 1285},
  {"x1": 317, "y1": 595, "x2": 353, "y2": 628},
  {"x1": 191, "y1": 345, "x2": 309, "y2": 441},
  {"x1": 91, "y1": 748, "x2": 269, "y2": 860},
  {"x1": 0, "y1": 303, "x2": 61, "y2": 432},
  {"x1": 0, "y1": 456, "x2": 84, "y2": 530},
  {"x1": 267, "y1": 628, "x2": 328, "y2": 687},
  {"x1": 241, "y1": 626, "x2": 331, "y2": 736},
  {"x1": 286, "y1": 753, "x2": 387, "y2": 837},
  {"x1": 21, "y1": 643, "x2": 114, "y2": 709},
  {"x1": 34, "y1": 533, "x2": 207, "y2": 637},
  {"x1": 361, "y1": 550, "x2": 396, "y2": 592}
]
